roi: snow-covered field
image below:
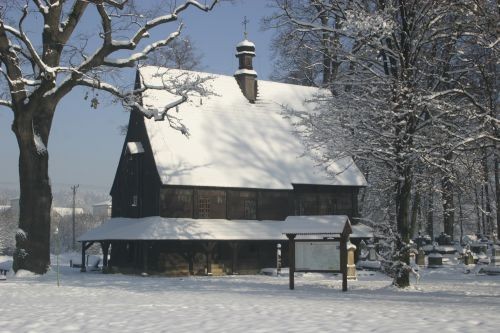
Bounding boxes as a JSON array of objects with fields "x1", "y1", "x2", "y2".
[{"x1": 1, "y1": 255, "x2": 499, "y2": 333}]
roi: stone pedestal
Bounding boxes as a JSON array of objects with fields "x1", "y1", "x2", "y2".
[
  {"x1": 416, "y1": 249, "x2": 426, "y2": 266},
  {"x1": 347, "y1": 242, "x2": 357, "y2": 280},
  {"x1": 367, "y1": 245, "x2": 377, "y2": 261},
  {"x1": 464, "y1": 252, "x2": 474, "y2": 265},
  {"x1": 428, "y1": 253, "x2": 443, "y2": 267},
  {"x1": 490, "y1": 246, "x2": 500, "y2": 266}
]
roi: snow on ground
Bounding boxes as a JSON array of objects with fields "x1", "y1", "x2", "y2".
[{"x1": 1, "y1": 255, "x2": 499, "y2": 333}]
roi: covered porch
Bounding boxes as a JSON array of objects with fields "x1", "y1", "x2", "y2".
[{"x1": 77, "y1": 215, "x2": 371, "y2": 275}]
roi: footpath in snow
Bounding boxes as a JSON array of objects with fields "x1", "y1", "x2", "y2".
[{"x1": 0, "y1": 255, "x2": 499, "y2": 333}]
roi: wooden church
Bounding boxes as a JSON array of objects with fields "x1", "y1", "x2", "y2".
[{"x1": 78, "y1": 38, "x2": 369, "y2": 275}]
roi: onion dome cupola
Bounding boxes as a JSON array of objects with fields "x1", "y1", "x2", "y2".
[{"x1": 234, "y1": 17, "x2": 258, "y2": 103}]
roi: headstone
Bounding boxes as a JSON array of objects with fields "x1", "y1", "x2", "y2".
[
  {"x1": 416, "y1": 249, "x2": 426, "y2": 266},
  {"x1": 359, "y1": 240, "x2": 368, "y2": 260},
  {"x1": 437, "y1": 232, "x2": 452, "y2": 246},
  {"x1": 464, "y1": 252, "x2": 474, "y2": 265},
  {"x1": 490, "y1": 246, "x2": 500, "y2": 266},
  {"x1": 415, "y1": 233, "x2": 430, "y2": 248},
  {"x1": 368, "y1": 245, "x2": 377, "y2": 261},
  {"x1": 470, "y1": 243, "x2": 487, "y2": 254},
  {"x1": 428, "y1": 245, "x2": 443, "y2": 267}
]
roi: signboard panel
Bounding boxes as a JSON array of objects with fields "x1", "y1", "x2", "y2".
[{"x1": 295, "y1": 241, "x2": 340, "y2": 271}]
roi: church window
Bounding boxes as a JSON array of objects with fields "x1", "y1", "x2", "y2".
[
  {"x1": 244, "y1": 199, "x2": 257, "y2": 219},
  {"x1": 199, "y1": 197, "x2": 210, "y2": 218},
  {"x1": 294, "y1": 194, "x2": 317, "y2": 215},
  {"x1": 319, "y1": 194, "x2": 336, "y2": 215}
]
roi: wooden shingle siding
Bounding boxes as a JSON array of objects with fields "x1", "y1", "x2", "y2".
[{"x1": 158, "y1": 186, "x2": 358, "y2": 221}]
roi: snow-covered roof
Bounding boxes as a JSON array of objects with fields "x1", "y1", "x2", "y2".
[
  {"x1": 93, "y1": 200, "x2": 112, "y2": 207},
  {"x1": 236, "y1": 39, "x2": 255, "y2": 48},
  {"x1": 282, "y1": 215, "x2": 350, "y2": 235},
  {"x1": 235, "y1": 51, "x2": 255, "y2": 56},
  {"x1": 350, "y1": 223, "x2": 374, "y2": 238},
  {"x1": 53, "y1": 207, "x2": 84, "y2": 217},
  {"x1": 78, "y1": 215, "x2": 368, "y2": 242},
  {"x1": 139, "y1": 67, "x2": 367, "y2": 189},
  {"x1": 234, "y1": 68, "x2": 257, "y2": 76},
  {"x1": 79, "y1": 217, "x2": 283, "y2": 241}
]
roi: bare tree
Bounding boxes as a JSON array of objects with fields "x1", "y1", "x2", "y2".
[
  {"x1": 0, "y1": 0, "x2": 218, "y2": 274},
  {"x1": 145, "y1": 35, "x2": 203, "y2": 70},
  {"x1": 266, "y1": 0, "x2": 499, "y2": 287}
]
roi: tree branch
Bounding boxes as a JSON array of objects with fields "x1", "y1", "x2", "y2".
[
  {"x1": 59, "y1": 1, "x2": 89, "y2": 44},
  {"x1": 0, "y1": 99, "x2": 12, "y2": 108},
  {"x1": 104, "y1": 27, "x2": 182, "y2": 67},
  {"x1": 0, "y1": 21, "x2": 27, "y2": 103},
  {"x1": 31, "y1": 0, "x2": 49, "y2": 16},
  {"x1": 128, "y1": 0, "x2": 218, "y2": 48},
  {"x1": 52, "y1": 0, "x2": 218, "y2": 103}
]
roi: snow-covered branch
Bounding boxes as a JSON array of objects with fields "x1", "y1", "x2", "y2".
[
  {"x1": 75, "y1": 70, "x2": 213, "y2": 132},
  {"x1": 0, "y1": 99, "x2": 12, "y2": 108},
  {"x1": 104, "y1": 28, "x2": 182, "y2": 68},
  {"x1": 3, "y1": 23, "x2": 48, "y2": 76},
  {"x1": 128, "y1": 0, "x2": 218, "y2": 47},
  {"x1": 0, "y1": 22, "x2": 26, "y2": 102},
  {"x1": 31, "y1": 0, "x2": 49, "y2": 16}
]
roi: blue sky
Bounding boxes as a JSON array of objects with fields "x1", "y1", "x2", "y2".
[{"x1": 0, "y1": 0, "x2": 275, "y2": 193}]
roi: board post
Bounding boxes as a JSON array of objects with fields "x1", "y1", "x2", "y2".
[{"x1": 286, "y1": 233, "x2": 296, "y2": 290}]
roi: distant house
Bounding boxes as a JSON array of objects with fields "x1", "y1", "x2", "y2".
[
  {"x1": 8, "y1": 198, "x2": 84, "y2": 218},
  {"x1": 79, "y1": 38, "x2": 370, "y2": 275},
  {"x1": 52, "y1": 207, "x2": 84, "y2": 218},
  {"x1": 92, "y1": 201, "x2": 112, "y2": 219}
]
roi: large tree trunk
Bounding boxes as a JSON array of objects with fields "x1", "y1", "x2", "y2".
[
  {"x1": 410, "y1": 190, "x2": 420, "y2": 238},
  {"x1": 474, "y1": 185, "x2": 481, "y2": 234},
  {"x1": 397, "y1": 168, "x2": 412, "y2": 243},
  {"x1": 427, "y1": 183, "x2": 434, "y2": 238},
  {"x1": 495, "y1": 154, "x2": 500, "y2": 237},
  {"x1": 12, "y1": 103, "x2": 54, "y2": 274},
  {"x1": 394, "y1": 168, "x2": 412, "y2": 288},
  {"x1": 482, "y1": 150, "x2": 492, "y2": 235},
  {"x1": 442, "y1": 175, "x2": 455, "y2": 238},
  {"x1": 442, "y1": 153, "x2": 455, "y2": 239}
]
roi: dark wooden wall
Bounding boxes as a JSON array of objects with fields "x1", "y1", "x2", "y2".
[
  {"x1": 159, "y1": 185, "x2": 360, "y2": 220},
  {"x1": 110, "y1": 104, "x2": 161, "y2": 218}
]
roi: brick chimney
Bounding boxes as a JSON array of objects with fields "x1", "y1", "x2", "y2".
[{"x1": 234, "y1": 39, "x2": 257, "y2": 103}]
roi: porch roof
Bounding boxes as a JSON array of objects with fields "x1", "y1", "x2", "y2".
[{"x1": 78, "y1": 215, "x2": 372, "y2": 242}]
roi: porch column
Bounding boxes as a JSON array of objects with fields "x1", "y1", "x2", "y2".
[
  {"x1": 340, "y1": 234, "x2": 348, "y2": 292},
  {"x1": 286, "y1": 234, "x2": 296, "y2": 290},
  {"x1": 100, "y1": 241, "x2": 110, "y2": 268},
  {"x1": 203, "y1": 242, "x2": 216, "y2": 275},
  {"x1": 187, "y1": 245, "x2": 195, "y2": 276},
  {"x1": 229, "y1": 242, "x2": 239, "y2": 275},
  {"x1": 142, "y1": 241, "x2": 148, "y2": 273},
  {"x1": 81, "y1": 241, "x2": 87, "y2": 272}
]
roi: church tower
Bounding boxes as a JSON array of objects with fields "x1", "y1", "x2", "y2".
[{"x1": 234, "y1": 18, "x2": 258, "y2": 103}]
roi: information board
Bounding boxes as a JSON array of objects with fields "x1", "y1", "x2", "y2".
[{"x1": 295, "y1": 241, "x2": 341, "y2": 271}]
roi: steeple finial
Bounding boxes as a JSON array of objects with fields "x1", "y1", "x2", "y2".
[{"x1": 242, "y1": 16, "x2": 249, "y2": 39}]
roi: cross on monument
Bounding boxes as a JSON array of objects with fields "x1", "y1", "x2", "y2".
[{"x1": 242, "y1": 16, "x2": 249, "y2": 39}]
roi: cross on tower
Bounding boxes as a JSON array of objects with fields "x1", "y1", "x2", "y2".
[{"x1": 242, "y1": 16, "x2": 249, "y2": 39}]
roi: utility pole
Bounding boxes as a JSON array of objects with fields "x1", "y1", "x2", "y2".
[{"x1": 71, "y1": 184, "x2": 79, "y2": 250}]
